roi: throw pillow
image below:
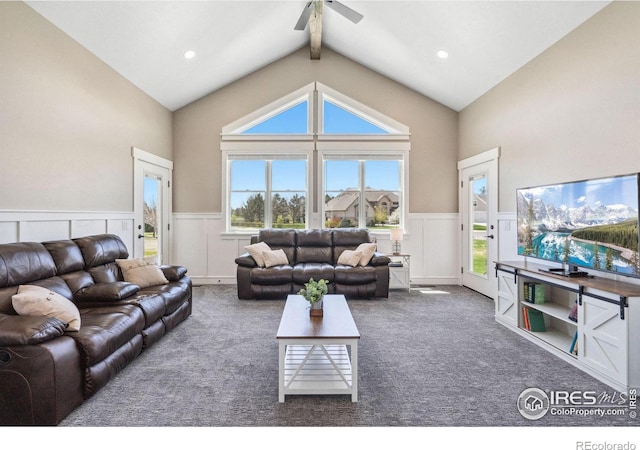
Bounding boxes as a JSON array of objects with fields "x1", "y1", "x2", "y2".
[
  {"x1": 338, "y1": 250, "x2": 363, "y2": 267},
  {"x1": 355, "y1": 243, "x2": 377, "y2": 266},
  {"x1": 262, "y1": 249, "x2": 289, "y2": 268},
  {"x1": 116, "y1": 257, "x2": 169, "y2": 288},
  {"x1": 12, "y1": 285, "x2": 81, "y2": 331},
  {"x1": 245, "y1": 241, "x2": 272, "y2": 267}
]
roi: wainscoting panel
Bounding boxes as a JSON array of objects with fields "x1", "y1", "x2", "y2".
[
  {"x1": 173, "y1": 212, "x2": 462, "y2": 286},
  {"x1": 171, "y1": 214, "x2": 211, "y2": 278},
  {"x1": 497, "y1": 212, "x2": 518, "y2": 261},
  {"x1": 0, "y1": 211, "x2": 134, "y2": 247},
  {"x1": 407, "y1": 213, "x2": 460, "y2": 285}
]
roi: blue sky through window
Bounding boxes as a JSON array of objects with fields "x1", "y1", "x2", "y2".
[
  {"x1": 242, "y1": 101, "x2": 308, "y2": 134},
  {"x1": 323, "y1": 101, "x2": 389, "y2": 134}
]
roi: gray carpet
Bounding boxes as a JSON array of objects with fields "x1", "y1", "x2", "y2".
[{"x1": 60, "y1": 285, "x2": 632, "y2": 427}]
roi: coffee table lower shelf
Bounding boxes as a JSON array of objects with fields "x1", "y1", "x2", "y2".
[{"x1": 279, "y1": 341, "x2": 358, "y2": 402}]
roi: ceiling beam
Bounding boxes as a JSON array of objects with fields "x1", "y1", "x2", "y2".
[{"x1": 309, "y1": 1, "x2": 322, "y2": 60}]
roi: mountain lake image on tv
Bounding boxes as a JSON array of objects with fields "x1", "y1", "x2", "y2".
[{"x1": 517, "y1": 173, "x2": 640, "y2": 278}]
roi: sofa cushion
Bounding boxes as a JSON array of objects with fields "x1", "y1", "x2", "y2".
[
  {"x1": 0, "y1": 242, "x2": 57, "y2": 288},
  {"x1": 296, "y1": 229, "x2": 333, "y2": 264},
  {"x1": 89, "y1": 262, "x2": 121, "y2": 284},
  {"x1": 292, "y1": 263, "x2": 335, "y2": 284},
  {"x1": 244, "y1": 241, "x2": 271, "y2": 267},
  {"x1": 160, "y1": 265, "x2": 187, "y2": 282},
  {"x1": 116, "y1": 258, "x2": 169, "y2": 288},
  {"x1": 332, "y1": 229, "x2": 372, "y2": 264},
  {"x1": 251, "y1": 266, "x2": 293, "y2": 285},
  {"x1": 263, "y1": 249, "x2": 289, "y2": 268},
  {"x1": 42, "y1": 240, "x2": 85, "y2": 275},
  {"x1": 74, "y1": 282, "x2": 140, "y2": 303},
  {"x1": 139, "y1": 280, "x2": 192, "y2": 317},
  {"x1": 12, "y1": 285, "x2": 81, "y2": 331},
  {"x1": 0, "y1": 314, "x2": 67, "y2": 346},
  {"x1": 73, "y1": 304, "x2": 145, "y2": 366},
  {"x1": 74, "y1": 234, "x2": 129, "y2": 269},
  {"x1": 258, "y1": 229, "x2": 296, "y2": 264},
  {"x1": 334, "y1": 265, "x2": 377, "y2": 284},
  {"x1": 337, "y1": 250, "x2": 363, "y2": 267}
]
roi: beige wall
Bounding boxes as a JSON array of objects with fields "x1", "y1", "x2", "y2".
[
  {"x1": 173, "y1": 47, "x2": 458, "y2": 214},
  {"x1": 459, "y1": 1, "x2": 640, "y2": 212},
  {"x1": 0, "y1": 2, "x2": 172, "y2": 212}
]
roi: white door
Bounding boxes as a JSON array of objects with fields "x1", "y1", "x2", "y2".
[
  {"x1": 133, "y1": 148, "x2": 173, "y2": 263},
  {"x1": 458, "y1": 148, "x2": 499, "y2": 298}
]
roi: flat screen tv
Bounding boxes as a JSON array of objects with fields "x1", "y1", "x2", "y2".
[{"x1": 516, "y1": 173, "x2": 640, "y2": 278}]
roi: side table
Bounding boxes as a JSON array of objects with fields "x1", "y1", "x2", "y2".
[{"x1": 386, "y1": 253, "x2": 410, "y2": 290}]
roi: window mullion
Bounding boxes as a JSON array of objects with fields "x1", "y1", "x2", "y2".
[
  {"x1": 265, "y1": 160, "x2": 272, "y2": 228},
  {"x1": 359, "y1": 160, "x2": 366, "y2": 228}
]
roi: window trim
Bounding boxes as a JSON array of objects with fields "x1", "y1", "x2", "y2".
[
  {"x1": 222, "y1": 144, "x2": 314, "y2": 233},
  {"x1": 220, "y1": 82, "x2": 410, "y2": 233},
  {"x1": 319, "y1": 147, "x2": 409, "y2": 231},
  {"x1": 221, "y1": 83, "x2": 315, "y2": 139}
]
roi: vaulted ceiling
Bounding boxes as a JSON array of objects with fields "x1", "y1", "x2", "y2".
[{"x1": 25, "y1": 1, "x2": 610, "y2": 112}]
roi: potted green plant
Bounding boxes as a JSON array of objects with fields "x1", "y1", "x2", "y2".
[{"x1": 298, "y1": 278, "x2": 328, "y2": 316}]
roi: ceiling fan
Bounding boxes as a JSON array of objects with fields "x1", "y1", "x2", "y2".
[{"x1": 294, "y1": 0, "x2": 363, "y2": 31}]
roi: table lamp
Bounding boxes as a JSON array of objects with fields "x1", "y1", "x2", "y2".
[{"x1": 390, "y1": 228, "x2": 403, "y2": 255}]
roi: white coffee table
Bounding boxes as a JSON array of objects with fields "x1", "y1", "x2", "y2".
[{"x1": 276, "y1": 294, "x2": 360, "y2": 402}]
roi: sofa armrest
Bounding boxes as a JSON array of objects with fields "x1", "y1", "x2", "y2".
[
  {"x1": 75, "y1": 282, "x2": 140, "y2": 302},
  {"x1": 235, "y1": 253, "x2": 257, "y2": 268},
  {"x1": 370, "y1": 252, "x2": 391, "y2": 266},
  {"x1": 160, "y1": 265, "x2": 188, "y2": 281},
  {"x1": 0, "y1": 314, "x2": 67, "y2": 346}
]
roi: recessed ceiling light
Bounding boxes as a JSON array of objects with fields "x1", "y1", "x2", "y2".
[
  {"x1": 184, "y1": 50, "x2": 196, "y2": 60},
  {"x1": 436, "y1": 49, "x2": 449, "y2": 59}
]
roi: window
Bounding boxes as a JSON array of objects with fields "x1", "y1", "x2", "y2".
[
  {"x1": 222, "y1": 82, "x2": 409, "y2": 233},
  {"x1": 322, "y1": 100, "x2": 389, "y2": 134},
  {"x1": 242, "y1": 101, "x2": 309, "y2": 134},
  {"x1": 228, "y1": 156, "x2": 308, "y2": 231},
  {"x1": 323, "y1": 157, "x2": 403, "y2": 229}
]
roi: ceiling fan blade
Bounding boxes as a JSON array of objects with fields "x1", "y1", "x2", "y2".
[
  {"x1": 294, "y1": 2, "x2": 314, "y2": 30},
  {"x1": 325, "y1": 0, "x2": 363, "y2": 24}
]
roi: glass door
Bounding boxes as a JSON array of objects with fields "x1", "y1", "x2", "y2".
[
  {"x1": 143, "y1": 174, "x2": 162, "y2": 260},
  {"x1": 459, "y1": 149, "x2": 499, "y2": 298}
]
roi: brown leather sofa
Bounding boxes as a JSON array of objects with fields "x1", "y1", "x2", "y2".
[
  {"x1": 235, "y1": 229, "x2": 390, "y2": 299},
  {"x1": 0, "y1": 234, "x2": 192, "y2": 425}
]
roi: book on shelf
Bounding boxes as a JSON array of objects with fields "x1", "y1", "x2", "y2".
[
  {"x1": 569, "y1": 330, "x2": 578, "y2": 355},
  {"x1": 524, "y1": 307, "x2": 546, "y2": 332},
  {"x1": 523, "y1": 282, "x2": 545, "y2": 304},
  {"x1": 522, "y1": 306, "x2": 530, "y2": 330}
]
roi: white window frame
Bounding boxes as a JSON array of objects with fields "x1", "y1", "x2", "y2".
[
  {"x1": 316, "y1": 82, "x2": 411, "y2": 140},
  {"x1": 318, "y1": 144, "x2": 410, "y2": 232},
  {"x1": 221, "y1": 83, "x2": 315, "y2": 141},
  {"x1": 221, "y1": 82, "x2": 410, "y2": 234},
  {"x1": 221, "y1": 144, "x2": 314, "y2": 233}
]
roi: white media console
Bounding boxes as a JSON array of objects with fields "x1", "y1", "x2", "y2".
[{"x1": 495, "y1": 260, "x2": 640, "y2": 392}]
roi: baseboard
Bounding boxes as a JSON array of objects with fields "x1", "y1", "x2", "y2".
[{"x1": 191, "y1": 276, "x2": 236, "y2": 285}]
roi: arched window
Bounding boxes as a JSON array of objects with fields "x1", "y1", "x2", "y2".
[{"x1": 221, "y1": 82, "x2": 410, "y2": 233}]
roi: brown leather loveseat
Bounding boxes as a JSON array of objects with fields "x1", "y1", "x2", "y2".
[
  {"x1": 235, "y1": 228, "x2": 390, "y2": 299},
  {"x1": 0, "y1": 234, "x2": 192, "y2": 425}
]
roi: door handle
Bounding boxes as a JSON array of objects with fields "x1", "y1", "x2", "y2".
[
  {"x1": 138, "y1": 234, "x2": 144, "y2": 239},
  {"x1": 486, "y1": 234, "x2": 495, "y2": 239}
]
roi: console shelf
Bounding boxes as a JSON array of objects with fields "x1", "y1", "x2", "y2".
[{"x1": 495, "y1": 260, "x2": 640, "y2": 392}]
